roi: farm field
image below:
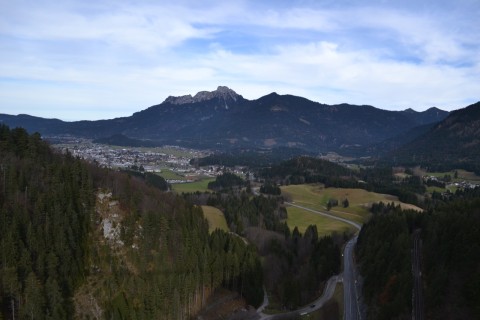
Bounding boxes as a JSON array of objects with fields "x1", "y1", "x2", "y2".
[
  {"x1": 286, "y1": 206, "x2": 355, "y2": 236},
  {"x1": 426, "y1": 186, "x2": 446, "y2": 193},
  {"x1": 201, "y1": 206, "x2": 229, "y2": 233},
  {"x1": 157, "y1": 169, "x2": 187, "y2": 180},
  {"x1": 281, "y1": 184, "x2": 422, "y2": 226},
  {"x1": 172, "y1": 178, "x2": 215, "y2": 193}
]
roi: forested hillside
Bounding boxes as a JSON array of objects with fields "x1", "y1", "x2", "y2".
[
  {"x1": 0, "y1": 125, "x2": 263, "y2": 319},
  {"x1": 356, "y1": 190, "x2": 480, "y2": 319},
  {"x1": 386, "y1": 101, "x2": 480, "y2": 174},
  {"x1": 356, "y1": 206, "x2": 413, "y2": 319},
  {"x1": 0, "y1": 125, "x2": 94, "y2": 318},
  {"x1": 187, "y1": 190, "x2": 342, "y2": 311}
]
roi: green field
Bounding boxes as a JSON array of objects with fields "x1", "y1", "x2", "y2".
[
  {"x1": 157, "y1": 169, "x2": 187, "y2": 180},
  {"x1": 287, "y1": 206, "x2": 354, "y2": 236},
  {"x1": 201, "y1": 206, "x2": 229, "y2": 233},
  {"x1": 426, "y1": 186, "x2": 446, "y2": 193},
  {"x1": 281, "y1": 184, "x2": 422, "y2": 229},
  {"x1": 172, "y1": 178, "x2": 215, "y2": 193}
]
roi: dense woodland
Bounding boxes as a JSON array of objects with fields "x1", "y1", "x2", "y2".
[
  {"x1": 0, "y1": 126, "x2": 263, "y2": 319},
  {"x1": 207, "y1": 172, "x2": 246, "y2": 191},
  {"x1": 259, "y1": 156, "x2": 356, "y2": 187},
  {"x1": 259, "y1": 181, "x2": 281, "y2": 195},
  {"x1": 191, "y1": 147, "x2": 312, "y2": 168},
  {"x1": 186, "y1": 189, "x2": 342, "y2": 311},
  {"x1": 356, "y1": 206, "x2": 414, "y2": 319},
  {"x1": 384, "y1": 101, "x2": 480, "y2": 175},
  {"x1": 122, "y1": 167, "x2": 170, "y2": 191},
  {"x1": 0, "y1": 126, "x2": 94, "y2": 318},
  {"x1": 259, "y1": 226, "x2": 341, "y2": 310},
  {"x1": 357, "y1": 189, "x2": 480, "y2": 319}
]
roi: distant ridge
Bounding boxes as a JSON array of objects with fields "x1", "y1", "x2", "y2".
[
  {"x1": 386, "y1": 101, "x2": 480, "y2": 172},
  {"x1": 0, "y1": 86, "x2": 450, "y2": 154}
]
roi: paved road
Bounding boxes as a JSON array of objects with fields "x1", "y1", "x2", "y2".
[
  {"x1": 412, "y1": 229, "x2": 424, "y2": 320},
  {"x1": 285, "y1": 202, "x2": 362, "y2": 320},
  {"x1": 258, "y1": 276, "x2": 339, "y2": 319},
  {"x1": 254, "y1": 200, "x2": 363, "y2": 319},
  {"x1": 343, "y1": 236, "x2": 361, "y2": 320},
  {"x1": 286, "y1": 203, "x2": 362, "y2": 319}
]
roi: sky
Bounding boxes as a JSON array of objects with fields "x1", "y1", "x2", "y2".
[{"x1": 0, "y1": 0, "x2": 479, "y2": 121}]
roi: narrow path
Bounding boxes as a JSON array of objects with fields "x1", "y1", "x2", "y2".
[{"x1": 256, "y1": 287, "x2": 269, "y2": 314}]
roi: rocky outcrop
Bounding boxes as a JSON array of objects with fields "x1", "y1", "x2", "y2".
[{"x1": 164, "y1": 86, "x2": 242, "y2": 105}]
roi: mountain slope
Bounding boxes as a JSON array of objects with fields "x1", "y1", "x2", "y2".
[
  {"x1": 366, "y1": 122, "x2": 438, "y2": 157},
  {"x1": 0, "y1": 125, "x2": 264, "y2": 318},
  {"x1": 0, "y1": 86, "x2": 449, "y2": 153},
  {"x1": 386, "y1": 101, "x2": 480, "y2": 171}
]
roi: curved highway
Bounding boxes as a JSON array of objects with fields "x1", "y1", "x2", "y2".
[
  {"x1": 258, "y1": 275, "x2": 339, "y2": 319},
  {"x1": 256, "y1": 201, "x2": 363, "y2": 319},
  {"x1": 286, "y1": 202, "x2": 363, "y2": 320}
]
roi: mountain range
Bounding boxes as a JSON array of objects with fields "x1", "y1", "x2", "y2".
[
  {"x1": 0, "y1": 86, "x2": 449, "y2": 154},
  {"x1": 386, "y1": 101, "x2": 480, "y2": 172}
]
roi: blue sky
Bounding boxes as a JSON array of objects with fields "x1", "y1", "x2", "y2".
[{"x1": 1, "y1": 0, "x2": 479, "y2": 120}]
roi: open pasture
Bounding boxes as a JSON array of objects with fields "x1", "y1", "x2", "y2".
[
  {"x1": 201, "y1": 205, "x2": 229, "y2": 233},
  {"x1": 281, "y1": 184, "x2": 422, "y2": 226},
  {"x1": 172, "y1": 178, "x2": 215, "y2": 193}
]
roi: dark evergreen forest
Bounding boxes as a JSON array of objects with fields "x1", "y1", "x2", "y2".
[
  {"x1": 357, "y1": 189, "x2": 480, "y2": 319},
  {"x1": 187, "y1": 190, "x2": 342, "y2": 311},
  {"x1": 0, "y1": 125, "x2": 263, "y2": 319},
  {"x1": 0, "y1": 126, "x2": 94, "y2": 318}
]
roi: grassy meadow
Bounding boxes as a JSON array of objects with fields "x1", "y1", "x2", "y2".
[
  {"x1": 281, "y1": 184, "x2": 422, "y2": 235},
  {"x1": 172, "y1": 178, "x2": 215, "y2": 193},
  {"x1": 158, "y1": 169, "x2": 187, "y2": 180},
  {"x1": 201, "y1": 205, "x2": 229, "y2": 233},
  {"x1": 286, "y1": 206, "x2": 355, "y2": 236}
]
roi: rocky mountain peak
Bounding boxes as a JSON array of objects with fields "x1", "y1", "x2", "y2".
[{"x1": 164, "y1": 86, "x2": 242, "y2": 105}]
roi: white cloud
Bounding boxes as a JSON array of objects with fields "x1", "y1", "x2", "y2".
[
  {"x1": 0, "y1": 1, "x2": 221, "y2": 53},
  {"x1": 0, "y1": 0, "x2": 478, "y2": 120}
]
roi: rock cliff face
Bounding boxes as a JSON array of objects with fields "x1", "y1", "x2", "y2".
[{"x1": 164, "y1": 86, "x2": 241, "y2": 106}]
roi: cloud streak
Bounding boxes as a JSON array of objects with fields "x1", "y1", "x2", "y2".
[{"x1": 0, "y1": 0, "x2": 478, "y2": 120}]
